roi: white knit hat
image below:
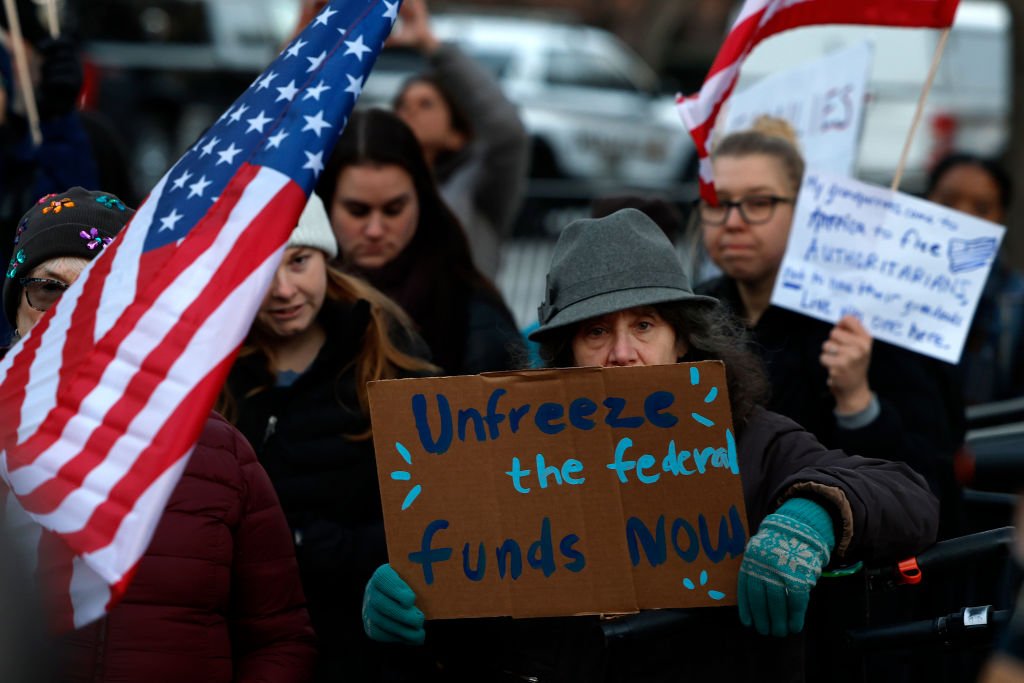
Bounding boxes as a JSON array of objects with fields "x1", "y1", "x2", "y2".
[{"x1": 287, "y1": 194, "x2": 338, "y2": 258}]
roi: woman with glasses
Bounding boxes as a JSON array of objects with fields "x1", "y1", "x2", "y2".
[
  {"x1": 695, "y1": 119, "x2": 964, "y2": 533},
  {"x1": 3, "y1": 187, "x2": 316, "y2": 682}
]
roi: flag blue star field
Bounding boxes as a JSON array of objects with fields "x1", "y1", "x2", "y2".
[{"x1": 0, "y1": 0, "x2": 400, "y2": 631}]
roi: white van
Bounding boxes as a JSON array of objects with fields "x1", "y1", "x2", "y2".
[{"x1": 735, "y1": 0, "x2": 1009, "y2": 193}]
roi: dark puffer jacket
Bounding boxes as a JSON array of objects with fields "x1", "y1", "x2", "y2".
[{"x1": 55, "y1": 413, "x2": 316, "y2": 683}]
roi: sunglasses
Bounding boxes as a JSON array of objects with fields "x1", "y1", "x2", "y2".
[{"x1": 20, "y1": 277, "x2": 69, "y2": 312}]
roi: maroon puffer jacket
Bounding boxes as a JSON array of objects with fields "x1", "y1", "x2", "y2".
[{"x1": 55, "y1": 413, "x2": 317, "y2": 682}]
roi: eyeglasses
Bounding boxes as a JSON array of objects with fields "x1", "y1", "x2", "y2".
[
  {"x1": 20, "y1": 277, "x2": 69, "y2": 312},
  {"x1": 698, "y1": 195, "x2": 794, "y2": 226}
]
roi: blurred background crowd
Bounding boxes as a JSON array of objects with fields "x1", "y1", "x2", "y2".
[{"x1": 5, "y1": 0, "x2": 1024, "y2": 681}]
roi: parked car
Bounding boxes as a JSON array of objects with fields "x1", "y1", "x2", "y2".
[
  {"x1": 363, "y1": 13, "x2": 695, "y2": 190},
  {"x1": 75, "y1": 4, "x2": 694, "y2": 224},
  {"x1": 735, "y1": 0, "x2": 1009, "y2": 192}
]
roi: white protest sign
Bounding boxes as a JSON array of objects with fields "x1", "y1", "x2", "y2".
[
  {"x1": 724, "y1": 42, "x2": 872, "y2": 176},
  {"x1": 771, "y1": 169, "x2": 1004, "y2": 364}
]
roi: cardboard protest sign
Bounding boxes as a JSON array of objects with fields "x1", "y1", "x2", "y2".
[
  {"x1": 724, "y1": 42, "x2": 872, "y2": 177},
  {"x1": 772, "y1": 169, "x2": 1005, "y2": 364},
  {"x1": 368, "y1": 362, "x2": 748, "y2": 620}
]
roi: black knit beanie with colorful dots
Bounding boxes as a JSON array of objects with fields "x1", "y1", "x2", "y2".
[{"x1": 3, "y1": 187, "x2": 135, "y2": 327}]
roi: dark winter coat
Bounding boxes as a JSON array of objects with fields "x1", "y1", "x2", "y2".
[
  {"x1": 227, "y1": 298, "x2": 432, "y2": 681},
  {"x1": 430, "y1": 44, "x2": 530, "y2": 279},
  {"x1": 406, "y1": 407, "x2": 938, "y2": 683},
  {"x1": 55, "y1": 413, "x2": 316, "y2": 683},
  {"x1": 697, "y1": 277, "x2": 964, "y2": 520}
]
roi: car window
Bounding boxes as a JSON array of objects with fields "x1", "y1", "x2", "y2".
[
  {"x1": 465, "y1": 51, "x2": 514, "y2": 79},
  {"x1": 543, "y1": 49, "x2": 639, "y2": 92}
]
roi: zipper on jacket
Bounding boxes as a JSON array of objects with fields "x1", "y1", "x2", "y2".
[{"x1": 263, "y1": 415, "x2": 278, "y2": 444}]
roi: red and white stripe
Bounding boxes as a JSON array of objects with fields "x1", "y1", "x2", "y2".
[
  {"x1": 0, "y1": 166, "x2": 308, "y2": 630},
  {"x1": 677, "y1": 0, "x2": 961, "y2": 204}
]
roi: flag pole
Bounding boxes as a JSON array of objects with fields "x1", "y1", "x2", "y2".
[
  {"x1": 2, "y1": 0, "x2": 43, "y2": 146},
  {"x1": 890, "y1": 28, "x2": 951, "y2": 192},
  {"x1": 44, "y1": 0, "x2": 60, "y2": 38}
]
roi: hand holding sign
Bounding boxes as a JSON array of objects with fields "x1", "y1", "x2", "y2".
[
  {"x1": 368, "y1": 363, "x2": 749, "y2": 620},
  {"x1": 362, "y1": 564, "x2": 426, "y2": 645},
  {"x1": 820, "y1": 315, "x2": 873, "y2": 414}
]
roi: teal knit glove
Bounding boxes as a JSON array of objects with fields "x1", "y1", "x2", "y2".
[
  {"x1": 738, "y1": 498, "x2": 836, "y2": 637},
  {"x1": 362, "y1": 564, "x2": 426, "y2": 645}
]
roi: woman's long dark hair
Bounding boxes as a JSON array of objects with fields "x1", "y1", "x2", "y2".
[
  {"x1": 537, "y1": 302, "x2": 770, "y2": 431},
  {"x1": 316, "y1": 108, "x2": 513, "y2": 373}
]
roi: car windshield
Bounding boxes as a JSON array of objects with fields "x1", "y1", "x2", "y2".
[
  {"x1": 544, "y1": 49, "x2": 642, "y2": 92},
  {"x1": 466, "y1": 50, "x2": 514, "y2": 79}
]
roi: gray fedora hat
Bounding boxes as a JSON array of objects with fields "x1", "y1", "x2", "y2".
[{"x1": 529, "y1": 208, "x2": 718, "y2": 341}]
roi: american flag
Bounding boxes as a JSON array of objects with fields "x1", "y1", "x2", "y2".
[
  {"x1": 0, "y1": 0, "x2": 400, "y2": 631},
  {"x1": 677, "y1": 0, "x2": 960, "y2": 205}
]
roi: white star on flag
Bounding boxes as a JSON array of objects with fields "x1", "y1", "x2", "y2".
[
  {"x1": 216, "y1": 143, "x2": 243, "y2": 165},
  {"x1": 382, "y1": 1, "x2": 399, "y2": 22},
  {"x1": 246, "y1": 110, "x2": 274, "y2": 134},
  {"x1": 303, "y1": 81, "x2": 332, "y2": 101},
  {"x1": 345, "y1": 74, "x2": 364, "y2": 98},
  {"x1": 284, "y1": 38, "x2": 307, "y2": 59},
  {"x1": 266, "y1": 130, "x2": 289, "y2": 150},
  {"x1": 276, "y1": 80, "x2": 300, "y2": 102},
  {"x1": 188, "y1": 175, "x2": 212, "y2": 198},
  {"x1": 256, "y1": 71, "x2": 277, "y2": 91},
  {"x1": 344, "y1": 35, "x2": 373, "y2": 61},
  {"x1": 306, "y1": 51, "x2": 327, "y2": 73},
  {"x1": 170, "y1": 170, "x2": 193, "y2": 191},
  {"x1": 303, "y1": 150, "x2": 325, "y2": 175},
  {"x1": 158, "y1": 209, "x2": 184, "y2": 232},
  {"x1": 314, "y1": 6, "x2": 338, "y2": 26},
  {"x1": 199, "y1": 137, "x2": 220, "y2": 158},
  {"x1": 228, "y1": 104, "x2": 250, "y2": 124},
  {"x1": 302, "y1": 111, "x2": 331, "y2": 137}
]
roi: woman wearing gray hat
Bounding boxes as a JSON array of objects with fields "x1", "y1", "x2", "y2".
[{"x1": 360, "y1": 208, "x2": 939, "y2": 682}]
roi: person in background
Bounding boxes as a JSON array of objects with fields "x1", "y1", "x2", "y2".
[
  {"x1": 3, "y1": 187, "x2": 315, "y2": 683},
  {"x1": 389, "y1": 0, "x2": 530, "y2": 280},
  {"x1": 0, "y1": 4, "x2": 101, "y2": 345},
  {"x1": 694, "y1": 119, "x2": 973, "y2": 683},
  {"x1": 316, "y1": 108, "x2": 524, "y2": 375},
  {"x1": 926, "y1": 152, "x2": 1024, "y2": 404},
  {"x1": 360, "y1": 209, "x2": 939, "y2": 683},
  {"x1": 695, "y1": 118, "x2": 964, "y2": 531},
  {"x1": 221, "y1": 196, "x2": 437, "y2": 681}
]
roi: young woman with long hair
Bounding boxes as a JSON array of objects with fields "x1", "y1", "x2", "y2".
[
  {"x1": 317, "y1": 107, "x2": 524, "y2": 376},
  {"x1": 221, "y1": 195, "x2": 436, "y2": 681}
]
